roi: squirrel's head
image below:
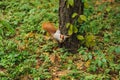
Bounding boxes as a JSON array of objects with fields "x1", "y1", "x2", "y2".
[
  {"x1": 53, "y1": 30, "x2": 70, "y2": 43},
  {"x1": 59, "y1": 34, "x2": 69, "y2": 43}
]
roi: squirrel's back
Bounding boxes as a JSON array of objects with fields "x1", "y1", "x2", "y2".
[{"x1": 42, "y1": 22, "x2": 57, "y2": 34}]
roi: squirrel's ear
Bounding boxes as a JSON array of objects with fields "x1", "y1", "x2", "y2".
[
  {"x1": 60, "y1": 35, "x2": 70, "y2": 40},
  {"x1": 64, "y1": 35, "x2": 70, "y2": 39}
]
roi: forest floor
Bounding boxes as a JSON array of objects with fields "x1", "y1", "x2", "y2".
[{"x1": 0, "y1": 0, "x2": 120, "y2": 80}]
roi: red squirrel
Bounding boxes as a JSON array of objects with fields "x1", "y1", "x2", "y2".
[{"x1": 42, "y1": 22, "x2": 69, "y2": 43}]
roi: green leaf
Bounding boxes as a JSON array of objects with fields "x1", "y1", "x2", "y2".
[
  {"x1": 73, "y1": 26, "x2": 78, "y2": 33},
  {"x1": 88, "y1": 53, "x2": 92, "y2": 60},
  {"x1": 97, "y1": 60, "x2": 102, "y2": 67},
  {"x1": 84, "y1": 2, "x2": 89, "y2": 8},
  {"x1": 78, "y1": 17, "x2": 83, "y2": 23},
  {"x1": 0, "y1": 20, "x2": 15, "y2": 35},
  {"x1": 72, "y1": 13, "x2": 78, "y2": 18},
  {"x1": 68, "y1": 0, "x2": 74, "y2": 6},
  {"x1": 85, "y1": 34, "x2": 96, "y2": 47},
  {"x1": 115, "y1": 46, "x2": 120, "y2": 54},
  {"x1": 89, "y1": 65, "x2": 97, "y2": 72},
  {"x1": 105, "y1": 69, "x2": 110, "y2": 74},
  {"x1": 66, "y1": 23, "x2": 70, "y2": 28},
  {"x1": 68, "y1": 24, "x2": 73, "y2": 35},
  {"x1": 106, "y1": 6, "x2": 111, "y2": 12},
  {"x1": 77, "y1": 35, "x2": 84, "y2": 40},
  {"x1": 102, "y1": 58, "x2": 107, "y2": 63},
  {"x1": 80, "y1": 15, "x2": 87, "y2": 21}
]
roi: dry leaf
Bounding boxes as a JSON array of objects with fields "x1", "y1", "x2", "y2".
[
  {"x1": 35, "y1": 48, "x2": 41, "y2": 54},
  {"x1": 95, "y1": 1, "x2": 101, "y2": 5},
  {"x1": 44, "y1": 35, "x2": 51, "y2": 40},
  {"x1": 53, "y1": 70, "x2": 70, "y2": 76},
  {"x1": 18, "y1": 45, "x2": 26, "y2": 51},
  {"x1": 50, "y1": 54, "x2": 56, "y2": 63},
  {"x1": 35, "y1": 58, "x2": 42, "y2": 69},
  {"x1": 53, "y1": 77, "x2": 60, "y2": 80},
  {"x1": 85, "y1": 60, "x2": 91, "y2": 68},
  {"x1": 76, "y1": 61, "x2": 84, "y2": 70},
  {"x1": 50, "y1": 54, "x2": 61, "y2": 63},
  {"x1": 25, "y1": 32, "x2": 35, "y2": 39}
]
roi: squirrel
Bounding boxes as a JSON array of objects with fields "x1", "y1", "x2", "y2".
[{"x1": 42, "y1": 22, "x2": 69, "y2": 43}]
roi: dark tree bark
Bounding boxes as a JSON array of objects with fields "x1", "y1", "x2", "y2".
[{"x1": 59, "y1": 0, "x2": 84, "y2": 53}]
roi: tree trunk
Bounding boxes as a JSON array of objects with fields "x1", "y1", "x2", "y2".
[{"x1": 59, "y1": 0, "x2": 84, "y2": 53}]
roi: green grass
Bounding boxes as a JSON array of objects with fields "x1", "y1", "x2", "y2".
[{"x1": 0, "y1": 0, "x2": 120, "y2": 80}]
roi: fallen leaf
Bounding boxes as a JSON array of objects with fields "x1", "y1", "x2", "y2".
[
  {"x1": 84, "y1": 60, "x2": 91, "y2": 68},
  {"x1": 18, "y1": 45, "x2": 26, "y2": 51},
  {"x1": 53, "y1": 77, "x2": 60, "y2": 80},
  {"x1": 35, "y1": 58, "x2": 42, "y2": 69},
  {"x1": 50, "y1": 54, "x2": 61, "y2": 63},
  {"x1": 53, "y1": 70, "x2": 70, "y2": 76},
  {"x1": 25, "y1": 32, "x2": 35, "y2": 39},
  {"x1": 76, "y1": 61, "x2": 84, "y2": 70},
  {"x1": 50, "y1": 54, "x2": 56, "y2": 63}
]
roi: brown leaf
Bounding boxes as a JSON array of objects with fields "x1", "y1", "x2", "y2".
[
  {"x1": 76, "y1": 61, "x2": 84, "y2": 70},
  {"x1": 53, "y1": 70, "x2": 70, "y2": 77},
  {"x1": 95, "y1": 1, "x2": 102, "y2": 5},
  {"x1": 44, "y1": 35, "x2": 51, "y2": 40},
  {"x1": 102, "y1": 0, "x2": 115, "y2": 3},
  {"x1": 35, "y1": 58, "x2": 42, "y2": 69},
  {"x1": 53, "y1": 77, "x2": 60, "y2": 80},
  {"x1": 20, "y1": 74, "x2": 32, "y2": 80},
  {"x1": 50, "y1": 54, "x2": 56, "y2": 63},
  {"x1": 50, "y1": 54, "x2": 61, "y2": 63},
  {"x1": 18, "y1": 45, "x2": 26, "y2": 51}
]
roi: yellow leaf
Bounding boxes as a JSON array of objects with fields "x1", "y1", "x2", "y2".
[
  {"x1": 106, "y1": 6, "x2": 111, "y2": 12},
  {"x1": 66, "y1": 23, "x2": 70, "y2": 28},
  {"x1": 80, "y1": 15, "x2": 87, "y2": 21},
  {"x1": 85, "y1": 60, "x2": 91, "y2": 68},
  {"x1": 84, "y1": 2, "x2": 89, "y2": 8},
  {"x1": 68, "y1": 24, "x2": 73, "y2": 35},
  {"x1": 85, "y1": 34, "x2": 96, "y2": 47},
  {"x1": 73, "y1": 26, "x2": 78, "y2": 33},
  {"x1": 78, "y1": 17, "x2": 83, "y2": 24},
  {"x1": 72, "y1": 13, "x2": 78, "y2": 18},
  {"x1": 25, "y1": 32, "x2": 34, "y2": 39},
  {"x1": 77, "y1": 35, "x2": 84, "y2": 40},
  {"x1": 68, "y1": 0, "x2": 74, "y2": 6}
]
